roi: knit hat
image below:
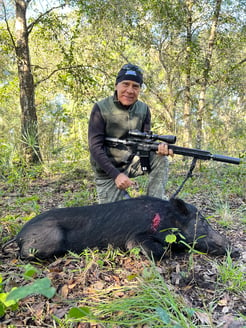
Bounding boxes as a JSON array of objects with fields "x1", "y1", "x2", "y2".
[{"x1": 116, "y1": 64, "x2": 143, "y2": 86}]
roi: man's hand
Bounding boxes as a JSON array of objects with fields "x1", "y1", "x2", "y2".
[
  {"x1": 115, "y1": 173, "x2": 134, "y2": 190},
  {"x1": 157, "y1": 143, "x2": 174, "y2": 156}
]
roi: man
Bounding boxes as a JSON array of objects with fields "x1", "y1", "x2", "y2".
[{"x1": 88, "y1": 63, "x2": 173, "y2": 203}]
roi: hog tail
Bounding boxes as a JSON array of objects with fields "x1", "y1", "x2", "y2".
[{"x1": 1, "y1": 238, "x2": 17, "y2": 254}]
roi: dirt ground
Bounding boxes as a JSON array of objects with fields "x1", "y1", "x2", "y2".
[{"x1": 0, "y1": 171, "x2": 245, "y2": 327}]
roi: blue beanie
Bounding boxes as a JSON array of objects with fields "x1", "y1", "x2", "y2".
[{"x1": 116, "y1": 64, "x2": 143, "y2": 86}]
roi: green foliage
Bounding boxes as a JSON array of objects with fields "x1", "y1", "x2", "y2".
[
  {"x1": 216, "y1": 252, "x2": 246, "y2": 294},
  {"x1": 1, "y1": 0, "x2": 245, "y2": 162},
  {"x1": 66, "y1": 306, "x2": 95, "y2": 322},
  {"x1": 79, "y1": 246, "x2": 125, "y2": 270},
  {"x1": 165, "y1": 233, "x2": 177, "y2": 244},
  {"x1": 22, "y1": 263, "x2": 40, "y2": 280},
  {"x1": 60, "y1": 264, "x2": 209, "y2": 327},
  {"x1": 1, "y1": 214, "x2": 22, "y2": 230},
  {"x1": 168, "y1": 160, "x2": 245, "y2": 202},
  {"x1": 0, "y1": 141, "x2": 15, "y2": 177},
  {"x1": 64, "y1": 189, "x2": 96, "y2": 207},
  {"x1": 7, "y1": 277, "x2": 56, "y2": 301},
  {"x1": 14, "y1": 195, "x2": 41, "y2": 214},
  {"x1": 129, "y1": 247, "x2": 141, "y2": 258},
  {"x1": 215, "y1": 201, "x2": 245, "y2": 229},
  {"x1": 0, "y1": 151, "x2": 44, "y2": 193},
  {"x1": 0, "y1": 275, "x2": 18, "y2": 317},
  {"x1": 0, "y1": 265, "x2": 56, "y2": 318},
  {"x1": 161, "y1": 222, "x2": 208, "y2": 276}
]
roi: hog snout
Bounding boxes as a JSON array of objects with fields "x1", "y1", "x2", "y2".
[
  {"x1": 208, "y1": 246, "x2": 240, "y2": 258},
  {"x1": 199, "y1": 228, "x2": 240, "y2": 257},
  {"x1": 228, "y1": 247, "x2": 240, "y2": 258}
]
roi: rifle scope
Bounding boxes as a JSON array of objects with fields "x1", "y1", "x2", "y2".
[{"x1": 129, "y1": 130, "x2": 177, "y2": 144}]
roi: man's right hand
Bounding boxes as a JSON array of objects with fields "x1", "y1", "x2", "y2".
[{"x1": 115, "y1": 173, "x2": 134, "y2": 190}]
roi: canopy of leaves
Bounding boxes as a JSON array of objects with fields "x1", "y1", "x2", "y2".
[{"x1": 0, "y1": 0, "x2": 245, "y2": 163}]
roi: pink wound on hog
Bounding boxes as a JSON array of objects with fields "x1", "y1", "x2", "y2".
[{"x1": 151, "y1": 213, "x2": 161, "y2": 231}]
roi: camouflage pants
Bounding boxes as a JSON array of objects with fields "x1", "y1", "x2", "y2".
[{"x1": 95, "y1": 153, "x2": 169, "y2": 204}]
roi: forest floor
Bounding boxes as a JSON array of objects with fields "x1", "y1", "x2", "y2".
[{"x1": 0, "y1": 163, "x2": 245, "y2": 327}]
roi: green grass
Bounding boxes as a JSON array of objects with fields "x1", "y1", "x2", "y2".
[
  {"x1": 216, "y1": 251, "x2": 246, "y2": 294},
  {"x1": 167, "y1": 160, "x2": 245, "y2": 199},
  {"x1": 215, "y1": 202, "x2": 245, "y2": 228},
  {"x1": 60, "y1": 262, "x2": 213, "y2": 327}
]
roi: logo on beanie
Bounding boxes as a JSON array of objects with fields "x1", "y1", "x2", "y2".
[{"x1": 125, "y1": 70, "x2": 137, "y2": 76}]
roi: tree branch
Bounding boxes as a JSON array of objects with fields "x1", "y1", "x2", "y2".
[
  {"x1": 27, "y1": 4, "x2": 66, "y2": 34},
  {"x1": 234, "y1": 58, "x2": 246, "y2": 67},
  {"x1": 34, "y1": 65, "x2": 110, "y2": 87},
  {"x1": 1, "y1": 1, "x2": 17, "y2": 50}
]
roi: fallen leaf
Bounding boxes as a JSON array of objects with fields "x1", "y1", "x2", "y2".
[
  {"x1": 196, "y1": 310, "x2": 212, "y2": 325},
  {"x1": 93, "y1": 281, "x2": 105, "y2": 290},
  {"x1": 218, "y1": 298, "x2": 228, "y2": 306},
  {"x1": 60, "y1": 284, "x2": 69, "y2": 298}
]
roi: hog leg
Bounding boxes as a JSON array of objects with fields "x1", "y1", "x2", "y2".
[{"x1": 127, "y1": 233, "x2": 166, "y2": 260}]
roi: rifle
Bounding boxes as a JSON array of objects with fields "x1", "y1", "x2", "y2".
[
  {"x1": 105, "y1": 130, "x2": 243, "y2": 198},
  {"x1": 106, "y1": 129, "x2": 241, "y2": 166},
  {"x1": 106, "y1": 130, "x2": 242, "y2": 198}
]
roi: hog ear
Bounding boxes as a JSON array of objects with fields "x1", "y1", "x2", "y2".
[{"x1": 170, "y1": 198, "x2": 189, "y2": 216}]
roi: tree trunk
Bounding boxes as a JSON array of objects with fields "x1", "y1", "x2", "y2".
[
  {"x1": 183, "y1": 0, "x2": 193, "y2": 147},
  {"x1": 196, "y1": 0, "x2": 222, "y2": 149},
  {"x1": 15, "y1": 0, "x2": 42, "y2": 163}
]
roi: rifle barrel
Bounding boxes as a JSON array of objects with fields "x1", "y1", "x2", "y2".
[
  {"x1": 211, "y1": 154, "x2": 241, "y2": 165},
  {"x1": 168, "y1": 145, "x2": 241, "y2": 164}
]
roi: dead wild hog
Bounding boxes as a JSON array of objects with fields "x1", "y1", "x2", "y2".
[{"x1": 9, "y1": 196, "x2": 239, "y2": 260}]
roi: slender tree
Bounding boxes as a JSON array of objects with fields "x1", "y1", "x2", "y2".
[
  {"x1": 196, "y1": 0, "x2": 222, "y2": 148},
  {"x1": 183, "y1": 0, "x2": 193, "y2": 147},
  {"x1": 15, "y1": 0, "x2": 42, "y2": 163},
  {"x1": 1, "y1": 0, "x2": 65, "y2": 163}
]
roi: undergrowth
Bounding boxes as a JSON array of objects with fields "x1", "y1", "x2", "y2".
[
  {"x1": 0, "y1": 159, "x2": 245, "y2": 327},
  {"x1": 59, "y1": 263, "x2": 212, "y2": 327}
]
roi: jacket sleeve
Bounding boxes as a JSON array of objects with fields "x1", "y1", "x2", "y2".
[{"x1": 88, "y1": 104, "x2": 121, "y2": 180}]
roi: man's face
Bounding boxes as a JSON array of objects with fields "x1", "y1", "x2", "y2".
[{"x1": 115, "y1": 80, "x2": 141, "y2": 106}]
